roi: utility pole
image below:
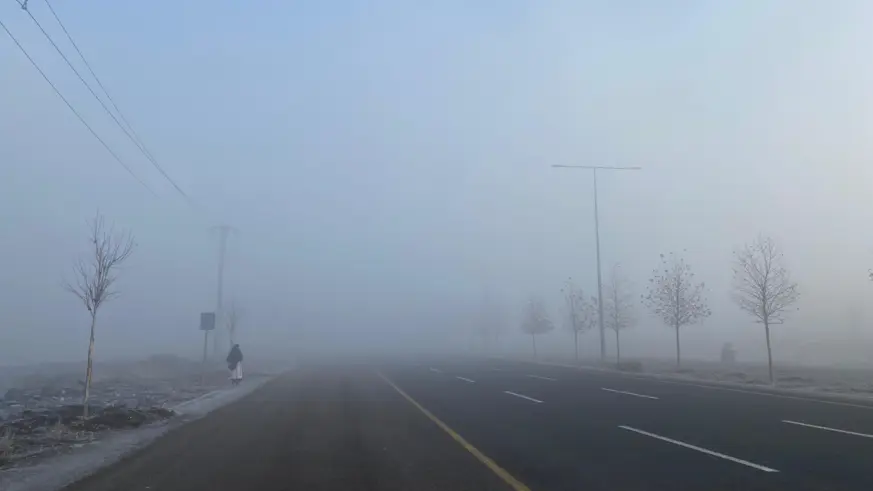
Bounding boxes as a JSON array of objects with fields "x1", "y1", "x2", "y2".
[
  {"x1": 210, "y1": 225, "x2": 235, "y2": 357},
  {"x1": 551, "y1": 165, "x2": 640, "y2": 362}
]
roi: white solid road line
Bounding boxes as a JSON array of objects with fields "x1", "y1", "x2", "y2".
[
  {"x1": 526, "y1": 374, "x2": 557, "y2": 381},
  {"x1": 504, "y1": 391, "x2": 544, "y2": 404},
  {"x1": 429, "y1": 367, "x2": 442, "y2": 373},
  {"x1": 601, "y1": 387, "x2": 659, "y2": 400},
  {"x1": 619, "y1": 426, "x2": 779, "y2": 473},
  {"x1": 782, "y1": 420, "x2": 873, "y2": 439},
  {"x1": 456, "y1": 376, "x2": 476, "y2": 383}
]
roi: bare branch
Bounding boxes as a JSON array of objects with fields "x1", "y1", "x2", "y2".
[
  {"x1": 642, "y1": 252, "x2": 711, "y2": 329},
  {"x1": 65, "y1": 212, "x2": 136, "y2": 316},
  {"x1": 731, "y1": 234, "x2": 799, "y2": 326},
  {"x1": 604, "y1": 265, "x2": 636, "y2": 333},
  {"x1": 561, "y1": 278, "x2": 596, "y2": 335}
]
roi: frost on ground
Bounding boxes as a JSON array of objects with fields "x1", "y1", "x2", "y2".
[
  {"x1": 626, "y1": 357, "x2": 873, "y2": 396},
  {"x1": 0, "y1": 376, "x2": 272, "y2": 491},
  {"x1": 536, "y1": 354, "x2": 873, "y2": 399},
  {"x1": 0, "y1": 355, "x2": 225, "y2": 469},
  {"x1": 0, "y1": 354, "x2": 287, "y2": 491}
]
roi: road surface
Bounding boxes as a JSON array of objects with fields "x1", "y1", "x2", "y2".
[{"x1": 65, "y1": 358, "x2": 873, "y2": 490}]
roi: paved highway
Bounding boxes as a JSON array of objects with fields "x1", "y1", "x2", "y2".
[{"x1": 65, "y1": 357, "x2": 873, "y2": 490}]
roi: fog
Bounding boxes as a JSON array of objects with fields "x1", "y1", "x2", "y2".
[{"x1": 3, "y1": 1, "x2": 873, "y2": 367}]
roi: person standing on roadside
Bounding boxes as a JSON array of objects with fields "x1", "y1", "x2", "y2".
[{"x1": 226, "y1": 344, "x2": 243, "y2": 386}]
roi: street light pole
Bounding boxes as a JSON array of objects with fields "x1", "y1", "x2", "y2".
[
  {"x1": 552, "y1": 165, "x2": 640, "y2": 362},
  {"x1": 591, "y1": 168, "x2": 605, "y2": 362}
]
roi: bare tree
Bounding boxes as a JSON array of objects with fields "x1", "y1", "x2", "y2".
[
  {"x1": 65, "y1": 213, "x2": 135, "y2": 418},
  {"x1": 226, "y1": 301, "x2": 242, "y2": 349},
  {"x1": 732, "y1": 235, "x2": 799, "y2": 384},
  {"x1": 643, "y1": 252, "x2": 711, "y2": 367},
  {"x1": 561, "y1": 278, "x2": 596, "y2": 362},
  {"x1": 604, "y1": 265, "x2": 636, "y2": 364},
  {"x1": 520, "y1": 296, "x2": 554, "y2": 359}
]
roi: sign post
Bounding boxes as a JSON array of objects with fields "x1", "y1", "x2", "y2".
[{"x1": 200, "y1": 312, "x2": 216, "y2": 384}]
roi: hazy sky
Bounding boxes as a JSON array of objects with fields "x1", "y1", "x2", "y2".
[{"x1": 3, "y1": 1, "x2": 873, "y2": 365}]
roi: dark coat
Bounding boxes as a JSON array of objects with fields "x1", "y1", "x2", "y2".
[{"x1": 226, "y1": 345, "x2": 243, "y2": 370}]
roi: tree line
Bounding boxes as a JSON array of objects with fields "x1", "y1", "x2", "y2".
[{"x1": 519, "y1": 234, "x2": 801, "y2": 384}]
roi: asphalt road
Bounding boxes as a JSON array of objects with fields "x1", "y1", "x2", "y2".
[
  {"x1": 386, "y1": 357, "x2": 873, "y2": 491},
  {"x1": 64, "y1": 357, "x2": 873, "y2": 490},
  {"x1": 62, "y1": 365, "x2": 515, "y2": 491}
]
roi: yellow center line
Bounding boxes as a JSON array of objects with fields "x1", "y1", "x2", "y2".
[{"x1": 377, "y1": 371, "x2": 532, "y2": 491}]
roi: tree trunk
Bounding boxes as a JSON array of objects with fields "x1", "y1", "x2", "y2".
[
  {"x1": 83, "y1": 313, "x2": 97, "y2": 419},
  {"x1": 764, "y1": 321, "x2": 774, "y2": 384},
  {"x1": 674, "y1": 324, "x2": 681, "y2": 367},
  {"x1": 531, "y1": 334, "x2": 537, "y2": 359},
  {"x1": 615, "y1": 329, "x2": 621, "y2": 364},
  {"x1": 574, "y1": 330, "x2": 579, "y2": 363}
]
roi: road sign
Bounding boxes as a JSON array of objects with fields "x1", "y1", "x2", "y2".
[{"x1": 200, "y1": 312, "x2": 216, "y2": 331}]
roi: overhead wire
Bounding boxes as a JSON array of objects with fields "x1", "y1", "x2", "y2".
[
  {"x1": 42, "y1": 0, "x2": 144, "y2": 150},
  {"x1": 15, "y1": 0, "x2": 195, "y2": 204},
  {"x1": 0, "y1": 16, "x2": 157, "y2": 195}
]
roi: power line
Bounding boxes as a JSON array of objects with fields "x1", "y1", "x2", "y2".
[
  {"x1": 39, "y1": 0, "x2": 179, "y2": 195},
  {"x1": 16, "y1": 0, "x2": 194, "y2": 204},
  {"x1": 17, "y1": 1, "x2": 188, "y2": 200},
  {"x1": 0, "y1": 16, "x2": 156, "y2": 195},
  {"x1": 41, "y1": 0, "x2": 141, "y2": 145}
]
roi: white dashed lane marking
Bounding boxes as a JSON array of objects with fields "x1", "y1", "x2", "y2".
[
  {"x1": 619, "y1": 426, "x2": 779, "y2": 473},
  {"x1": 782, "y1": 420, "x2": 873, "y2": 439},
  {"x1": 504, "y1": 391, "x2": 543, "y2": 404},
  {"x1": 601, "y1": 388, "x2": 659, "y2": 400}
]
